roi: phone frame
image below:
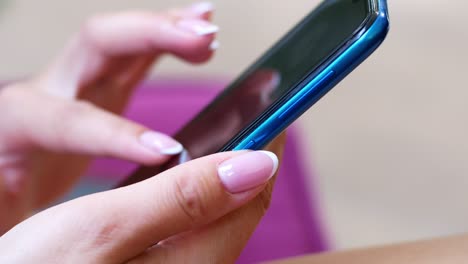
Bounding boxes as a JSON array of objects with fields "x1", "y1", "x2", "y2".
[{"x1": 219, "y1": 0, "x2": 389, "y2": 151}]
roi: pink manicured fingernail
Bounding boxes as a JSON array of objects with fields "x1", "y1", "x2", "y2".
[
  {"x1": 177, "y1": 19, "x2": 219, "y2": 36},
  {"x1": 140, "y1": 131, "x2": 183, "y2": 155},
  {"x1": 218, "y1": 151, "x2": 279, "y2": 194},
  {"x1": 188, "y1": 2, "x2": 215, "y2": 15}
]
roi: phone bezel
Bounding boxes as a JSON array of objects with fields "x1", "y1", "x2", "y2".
[{"x1": 219, "y1": 0, "x2": 382, "y2": 151}]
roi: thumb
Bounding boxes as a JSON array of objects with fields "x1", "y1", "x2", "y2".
[{"x1": 0, "y1": 151, "x2": 279, "y2": 263}]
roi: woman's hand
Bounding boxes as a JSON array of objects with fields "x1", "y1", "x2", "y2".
[
  {"x1": 0, "y1": 148, "x2": 282, "y2": 263},
  {"x1": 0, "y1": 3, "x2": 288, "y2": 262},
  {"x1": 0, "y1": 2, "x2": 219, "y2": 233}
]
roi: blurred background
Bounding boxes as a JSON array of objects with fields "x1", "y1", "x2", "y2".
[{"x1": 1, "y1": 0, "x2": 468, "y2": 250}]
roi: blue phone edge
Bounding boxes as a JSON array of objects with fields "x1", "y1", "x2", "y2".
[{"x1": 231, "y1": 0, "x2": 390, "y2": 151}]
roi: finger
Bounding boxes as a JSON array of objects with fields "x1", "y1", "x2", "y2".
[
  {"x1": 129, "y1": 133, "x2": 287, "y2": 263},
  {"x1": 48, "y1": 150, "x2": 278, "y2": 263},
  {"x1": 1, "y1": 151, "x2": 279, "y2": 262},
  {"x1": 79, "y1": 12, "x2": 219, "y2": 58},
  {"x1": 41, "y1": 101, "x2": 182, "y2": 165},
  {"x1": 6, "y1": 87, "x2": 182, "y2": 165},
  {"x1": 120, "y1": 1, "x2": 216, "y2": 92},
  {"x1": 41, "y1": 7, "x2": 219, "y2": 93}
]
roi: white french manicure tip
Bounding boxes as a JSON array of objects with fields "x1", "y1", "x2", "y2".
[
  {"x1": 160, "y1": 143, "x2": 184, "y2": 155},
  {"x1": 209, "y1": 40, "x2": 220, "y2": 50},
  {"x1": 258, "y1": 151, "x2": 279, "y2": 179},
  {"x1": 194, "y1": 24, "x2": 219, "y2": 36}
]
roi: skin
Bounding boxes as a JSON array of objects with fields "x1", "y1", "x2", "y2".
[
  {"x1": 0, "y1": 5, "x2": 219, "y2": 233},
  {"x1": 268, "y1": 234, "x2": 468, "y2": 264},
  {"x1": 0, "y1": 3, "x2": 287, "y2": 263}
]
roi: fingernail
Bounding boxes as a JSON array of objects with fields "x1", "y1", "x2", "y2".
[
  {"x1": 188, "y1": 1, "x2": 215, "y2": 15},
  {"x1": 178, "y1": 19, "x2": 219, "y2": 36},
  {"x1": 140, "y1": 131, "x2": 184, "y2": 155},
  {"x1": 209, "y1": 40, "x2": 220, "y2": 51},
  {"x1": 218, "y1": 151, "x2": 279, "y2": 194}
]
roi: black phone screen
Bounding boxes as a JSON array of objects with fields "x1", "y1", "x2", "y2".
[
  {"x1": 119, "y1": 0, "x2": 371, "y2": 186},
  {"x1": 175, "y1": 0, "x2": 370, "y2": 158}
]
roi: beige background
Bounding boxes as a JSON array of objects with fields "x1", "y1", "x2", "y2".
[{"x1": 2, "y1": 0, "x2": 468, "y2": 250}]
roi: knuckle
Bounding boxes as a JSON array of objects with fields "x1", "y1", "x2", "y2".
[
  {"x1": 89, "y1": 218, "x2": 121, "y2": 248},
  {"x1": 172, "y1": 170, "x2": 213, "y2": 226},
  {"x1": 0, "y1": 84, "x2": 26, "y2": 105},
  {"x1": 79, "y1": 14, "x2": 107, "y2": 47},
  {"x1": 81, "y1": 14, "x2": 103, "y2": 35},
  {"x1": 71, "y1": 197, "x2": 124, "y2": 250}
]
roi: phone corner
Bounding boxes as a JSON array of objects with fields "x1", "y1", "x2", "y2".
[{"x1": 377, "y1": 0, "x2": 390, "y2": 34}]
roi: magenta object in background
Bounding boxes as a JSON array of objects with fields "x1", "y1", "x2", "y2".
[{"x1": 86, "y1": 79, "x2": 329, "y2": 263}]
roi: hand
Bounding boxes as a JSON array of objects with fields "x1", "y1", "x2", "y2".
[
  {"x1": 0, "y1": 2, "x2": 288, "y2": 262},
  {"x1": 0, "y1": 2, "x2": 218, "y2": 233},
  {"x1": 0, "y1": 146, "x2": 283, "y2": 263}
]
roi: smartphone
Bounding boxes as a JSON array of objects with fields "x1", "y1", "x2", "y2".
[{"x1": 118, "y1": 0, "x2": 389, "y2": 186}]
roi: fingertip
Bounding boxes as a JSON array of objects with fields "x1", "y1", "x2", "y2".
[
  {"x1": 184, "y1": 50, "x2": 216, "y2": 64},
  {"x1": 129, "y1": 146, "x2": 178, "y2": 167},
  {"x1": 172, "y1": 34, "x2": 218, "y2": 63},
  {"x1": 139, "y1": 131, "x2": 184, "y2": 157},
  {"x1": 217, "y1": 151, "x2": 278, "y2": 194},
  {"x1": 258, "y1": 151, "x2": 279, "y2": 178}
]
